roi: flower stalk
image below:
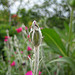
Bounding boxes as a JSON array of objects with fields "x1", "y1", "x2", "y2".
[
  {"x1": 30, "y1": 20, "x2": 42, "y2": 75},
  {"x1": 33, "y1": 46, "x2": 39, "y2": 75},
  {"x1": 67, "y1": 8, "x2": 74, "y2": 75},
  {"x1": 67, "y1": 8, "x2": 74, "y2": 56}
]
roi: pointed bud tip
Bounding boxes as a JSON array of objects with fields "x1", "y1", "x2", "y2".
[{"x1": 33, "y1": 20, "x2": 36, "y2": 24}]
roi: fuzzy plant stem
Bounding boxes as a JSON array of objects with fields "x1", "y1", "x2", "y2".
[
  {"x1": 33, "y1": 46, "x2": 39, "y2": 75},
  {"x1": 30, "y1": 20, "x2": 42, "y2": 75}
]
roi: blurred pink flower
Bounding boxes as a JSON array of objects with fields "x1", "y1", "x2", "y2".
[
  {"x1": 4, "y1": 36, "x2": 10, "y2": 42},
  {"x1": 10, "y1": 61, "x2": 15, "y2": 67},
  {"x1": 16, "y1": 27, "x2": 22, "y2": 33},
  {"x1": 28, "y1": 55, "x2": 31, "y2": 59},
  {"x1": 39, "y1": 71, "x2": 42, "y2": 75},
  {"x1": 59, "y1": 56, "x2": 62, "y2": 58},
  {"x1": 28, "y1": 35, "x2": 30, "y2": 38},
  {"x1": 29, "y1": 39, "x2": 31, "y2": 42},
  {"x1": 25, "y1": 71, "x2": 42, "y2": 75},
  {"x1": 25, "y1": 26, "x2": 28, "y2": 30},
  {"x1": 25, "y1": 71, "x2": 32, "y2": 75},
  {"x1": 21, "y1": 51, "x2": 23, "y2": 54},
  {"x1": 27, "y1": 46, "x2": 32, "y2": 51},
  {"x1": 4, "y1": 39, "x2": 8, "y2": 42},
  {"x1": 5, "y1": 36, "x2": 10, "y2": 39}
]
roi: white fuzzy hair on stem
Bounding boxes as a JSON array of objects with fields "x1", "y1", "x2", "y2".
[{"x1": 29, "y1": 20, "x2": 42, "y2": 75}]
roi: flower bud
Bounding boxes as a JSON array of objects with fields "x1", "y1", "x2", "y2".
[
  {"x1": 32, "y1": 30, "x2": 42, "y2": 47},
  {"x1": 30, "y1": 20, "x2": 42, "y2": 47}
]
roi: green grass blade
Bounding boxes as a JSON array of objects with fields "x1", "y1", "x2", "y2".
[{"x1": 48, "y1": 57, "x2": 75, "y2": 75}]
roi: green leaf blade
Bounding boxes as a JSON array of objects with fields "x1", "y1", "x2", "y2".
[{"x1": 42, "y1": 28, "x2": 67, "y2": 56}]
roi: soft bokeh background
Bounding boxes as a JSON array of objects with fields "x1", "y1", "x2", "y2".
[
  {"x1": 0, "y1": 0, "x2": 75, "y2": 75},
  {"x1": 0, "y1": 0, "x2": 72, "y2": 51}
]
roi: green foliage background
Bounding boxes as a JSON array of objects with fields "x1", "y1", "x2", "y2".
[{"x1": 0, "y1": 0, "x2": 75, "y2": 75}]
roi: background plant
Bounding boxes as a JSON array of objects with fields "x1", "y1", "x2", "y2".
[{"x1": 0, "y1": 0, "x2": 75, "y2": 75}]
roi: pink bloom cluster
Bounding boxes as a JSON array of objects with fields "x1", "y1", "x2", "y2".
[
  {"x1": 16, "y1": 26, "x2": 28, "y2": 33},
  {"x1": 27, "y1": 35, "x2": 31, "y2": 42},
  {"x1": 21, "y1": 51, "x2": 23, "y2": 54},
  {"x1": 10, "y1": 61, "x2": 15, "y2": 67},
  {"x1": 27, "y1": 46, "x2": 32, "y2": 51},
  {"x1": 28, "y1": 54, "x2": 31, "y2": 59},
  {"x1": 16, "y1": 27, "x2": 22, "y2": 33},
  {"x1": 4, "y1": 36, "x2": 10, "y2": 42},
  {"x1": 59, "y1": 56, "x2": 62, "y2": 58},
  {"x1": 25, "y1": 26, "x2": 28, "y2": 30},
  {"x1": 27, "y1": 46, "x2": 32, "y2": 59},
  {"x1": 28, "y1": 35, "x2": 30, "y2": 38},
  {"x1": 25, "y1": 71, "x2": 42, "y2": 75},
  {"x1": 4, "y1": 39, "x2": 8, "y2": 42},
  {"x1": 5, "y1": 36, "x2": 10, "y2": 39},
  {"x1": 29, "y1": 39, "x2": 31, "y2": 42}
]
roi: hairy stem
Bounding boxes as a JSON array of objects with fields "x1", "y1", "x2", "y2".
[{"x1": 33, "y1": 46, "x2": 39, "y2": 75}]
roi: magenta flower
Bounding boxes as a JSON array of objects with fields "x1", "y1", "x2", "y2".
[
  {"x1": 27, "y1": 46, "x2": 32, "y2": 51},
  {"x1": 39, "y1": 71, "x2": 42, "y2": 75},
  {"x1": 29, "y1": 39, "x2": 31, "y2": 42},
  {"x1": 4, "y1": 39, "x2": 8, "y2": 42},
  {"x1": 28, "y1": 35, "x2": 30, "y2": 38},
  {"x1": 5, "y1": 36, "x2": 10, "y2": 39},
  {"x1": 25, "y1": 71, "x2": 32, "y2": 75},
  {"x1": 16, "y1": 27, "x2": 22, "y2": 33},
  {"x1": 59, "y1": 56, "x2": 62, "y2": 58},
  {"x1": 21, "y1": 51, "x2": 23, "y2": 54},
  {"x1": 25, "y1": 71, "x2": 42, "y2": 75},
  {"x1": 4, "y1": 36, "x2": 10, "y2": 42},
  {"x1": 25, "y1": 26, "x2": 28, "y2": 30},
  {"x1": 28, "y1": 55, "x2": 31, "y2": 59},
  {"x1": 10, "y1": 61, "x2": 15, "y2": 67}
]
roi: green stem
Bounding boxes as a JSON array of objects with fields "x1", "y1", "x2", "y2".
[
  {"x1": 67, "y1": 8, "x2": 73, "y2": 56},
  {"x1": 67, "y1": 8, "x2": 73, "y2": 75}
]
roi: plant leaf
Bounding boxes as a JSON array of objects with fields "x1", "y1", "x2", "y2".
[
  {"x1": 54, "y1": 27, "x2": 68, "y2": 41},
  {"x1": 42, "y1": 28, "x2": 67, "y2": 56},
  {"x1": 48, "y1": 57, "x2": 75, "y2": 75}
]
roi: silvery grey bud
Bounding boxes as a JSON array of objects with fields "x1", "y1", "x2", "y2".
[
  {"x1": 32, "y1": 30, "x2": 41, "y2": 47},
  {"x1": 30, "y1": 20, "x2": 42, "y2": 47}
]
